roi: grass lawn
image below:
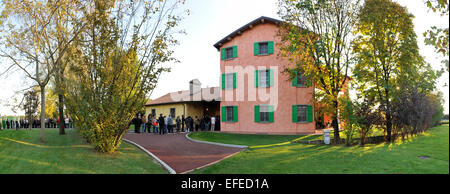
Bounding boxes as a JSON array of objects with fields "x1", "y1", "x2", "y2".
[
  {"x1": 191, "y1": 124, "x2": 449, "y2": 174},
  {"x1": 0, "y1": 128, "x2": 167, "y2": 174},
  {"x1": 188, "y1": 132, "x2": 321, "y2": 147}
]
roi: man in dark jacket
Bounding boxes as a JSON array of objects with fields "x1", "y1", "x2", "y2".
[
  {"x1": 130, "y1": 114, "x2": 141, "y2": 133},
  {"x1": 158, "y1": 114, "x2": 165, "y2": 135},
  {"x1": 181, "y1": 115, "x2": 185, "y2": 132}
]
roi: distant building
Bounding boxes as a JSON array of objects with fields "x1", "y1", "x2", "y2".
[{"x1": 145, "y1": 79, "x2": 221, "y2": 120}]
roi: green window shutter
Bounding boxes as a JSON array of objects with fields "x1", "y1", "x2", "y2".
[
  {"x1": 307, "y1": 105, "x2": 313, "y2": 123},
  {"x1": 268, "y1": 105, "x2": 274, "y2": 123},
  {"x1": 233, "y1": 106, "x2": 238, "y2": 122},
  {"x1": 254, "y1": 70, "x2": 259, "y2": 88},
  {"x1": 254, "y1": 105, "x2": 260, "y2": 122},
  {"x1": 254, "y1": 42, "x2": 259, "y2": 56},
  {"x1": 221, "y1": 74, "x2": 225, "y2": 90},
  {"x1": 221, "y1": 48, "x2": 225, "y2": 60},
  {"x1": 233, "y1": 46, "x2": 238, "y2": 58},
  {"x1": 233, "y1": 73, "x2": 237, "y2": 89},
  {"x1": 292, "y1": 70, "x2": 298, "y2": 87},
  {"x1": 268, "y1": 41, "x2": 274, "y2": 54},
  {"x1": 221, "y1": 107, "x2": 226, "y2": 122},
  {"x1": 292, "y1": 105, "x2": 298, "y2": 123},
  {"x1": 269, "y1": 69, "x2": 274, "y2": 87}
]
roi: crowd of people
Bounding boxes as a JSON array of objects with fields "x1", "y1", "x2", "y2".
[
  {"x1": 129, "y1": 113, "x2": 220, "y2": 134},
  {"x1": 0, "y1": 116, "x2": 74, "y2": 130}
]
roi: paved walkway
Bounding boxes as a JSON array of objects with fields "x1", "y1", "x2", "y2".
[{"x1": 124, "y1": 132, "x2": 245, "y2": 174}]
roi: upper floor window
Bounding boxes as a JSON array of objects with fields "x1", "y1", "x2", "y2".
[
  {"x1": 255, "y1": 69, "x2": 274, "y2": 88},
  {"x1": 259, "y1": 42, "x2": 269, "y2": 55},
  {"x1": 297, "y1": 72, "x2": 306, "y2": 87},
  {"x1": 222, "y1": 72, "x2": 237, "y2": 90},
  {"x1": 259, "y1": 70, "x2": 270, "y2": 88},
  {"x1": 254, "y1": 41, "x2": 274, "y2": 56},
  {"x1": 221, "y1": 46, "x2": 237, "y2": 60},
  {"x1": 292, "y1": 70, "x2": 311, "y2": 87},
  {"x1": 225, "y1": 47, "x2": 234, "y2": 59}
]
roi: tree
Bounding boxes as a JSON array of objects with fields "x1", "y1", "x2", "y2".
[
  {"x1": 352, "y1": 0, "x2": 420, "y2": 142},
  {"x1": 424, "y1": 0, "x2": 449, "y2": 72},
  {"x1": 391, "y1": 84, "x2": 444, "y2": 139},
  {"x1": 339, "y1": 96, "x2": 357, "y2": 146},
  {"x1": 354, "y1": 97, "x2": 382, "y2": 146},
  {"x1": 277, "y1": 0, "x2": 362, "y2": 142},
  {"x1": 65, "y1": 0, "x2": 187, "y2": 153},
  {"x1": 0, "y1": 0, "x2": 85, "y2": 143},
  {"x1": 23, "y1": 90, "x2": 40, "y2": 130}
]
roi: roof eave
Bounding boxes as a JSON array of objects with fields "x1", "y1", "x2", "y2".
[{"x1": 213, "y1": 16, "x2": 283, "y2": 51}]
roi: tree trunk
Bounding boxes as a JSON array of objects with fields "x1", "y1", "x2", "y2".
[
  {"x1": 58, "y1": 94, "x2": 65, "y2": 135},
  {"x1": 333, "y1": 100, "x2": 340, "y2": 144},
  {"x1": 386, "y1": 103, "x2": 392, "y2": 143},
  {"x1": 40, "y1": 85, "x2": 46, "y2": 144}
]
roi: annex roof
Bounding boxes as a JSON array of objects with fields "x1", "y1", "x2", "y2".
[{"x1": 145, "y1": 87, "x2": 221, "y2": 106}]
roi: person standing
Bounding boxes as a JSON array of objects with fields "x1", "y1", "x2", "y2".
[
  {"x1": 216, "y1": 115, "x2": 220, "y2": 131},
  {"x1": 141, "y1": 114, "x2": 147, "y2": 133},
  {"x1": 211, "y1": 116, "x2": 215, "y2": 131},
  {"x1": 176, "y1": 116, "x2": 181, "y2": 133},
  {"x1": 185, "y1": 116, "x2": 190, "y2": 132},
  {"x1": 158, "y1": 114, "x2": 165, "y2": 135},
  {"x1": 136, "y1": 114, "x2": 142, "y2": 133},
  {"x1": 152, "y1": 116, "x2": 158, "y2": 133},
  {"x1": 181, "y1": 115, "x2": 185, "y2": 132},
  {"x1": 167, "y1": 115, "x2": 173, "y2": 133},
  {"x1": 6, "y1": 118, "x2": 10, "y2": 129},
  {"x1": 194, "y1": 116, "x2": 200, "y2": 132}
]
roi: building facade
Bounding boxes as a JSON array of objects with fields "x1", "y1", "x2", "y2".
[
  {"x1": 216, "y1": 16, "x2": 315, "y2": 134},
  {"x1": 145, "y1": 79, "x2": 221, "y2": 121}
]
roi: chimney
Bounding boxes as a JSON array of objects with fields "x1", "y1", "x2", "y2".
[{"x1": 189, "y1": 79, "x2": 201, "y2": 96}]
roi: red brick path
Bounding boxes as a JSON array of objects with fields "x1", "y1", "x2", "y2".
[{"x1": 124, "y1": 132, "x2": 244, "y2": 174}]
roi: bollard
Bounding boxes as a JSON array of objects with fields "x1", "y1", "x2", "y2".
[{"x1": 323, "y1": 129, "x2": 330, "y2": 145}]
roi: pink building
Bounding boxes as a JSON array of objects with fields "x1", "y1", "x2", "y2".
[{"x1": 215, "y1": 16, "x2": 315, "y2": 134}]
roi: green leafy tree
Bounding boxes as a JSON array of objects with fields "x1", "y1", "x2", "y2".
[
  {"x1": 339, "y1": 96, "x2": 357, "y2": 146},
  {"x1": 65, "y1": 0, "x2": 187, "y2": 153},
  {"x1": 0, "y1": 0, "x2": 85, "y2": 143},
  {"x1": 277, "y1": 0, "x2": 362, "y2": 142},
  {"x1": 23, "y1": 89, "x2": 40, "y2": 130},
  {"x1": 424, "y1": 0, "x2": 449, "y2": 72},
  {"x1": 352, "y1": 0, "x2": 421, "y2": 142}
]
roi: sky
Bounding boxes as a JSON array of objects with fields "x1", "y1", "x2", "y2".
[{"x1": 0, "y1": 0, "x2": 448, "y2": 116}]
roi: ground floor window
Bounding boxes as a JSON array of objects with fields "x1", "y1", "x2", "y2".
[
  {"x1": 254, "y1": 104, "x2": 274, "y2": 123},
  {"x1": 170, "y1": 108, "x2": 176, "y2": 118},
  {"x1": 292, "y1": 105, "x2": 313, "y2": 123},
  {"x1": 221, "y1": 106, "x2": 238, "y2": 122}
]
